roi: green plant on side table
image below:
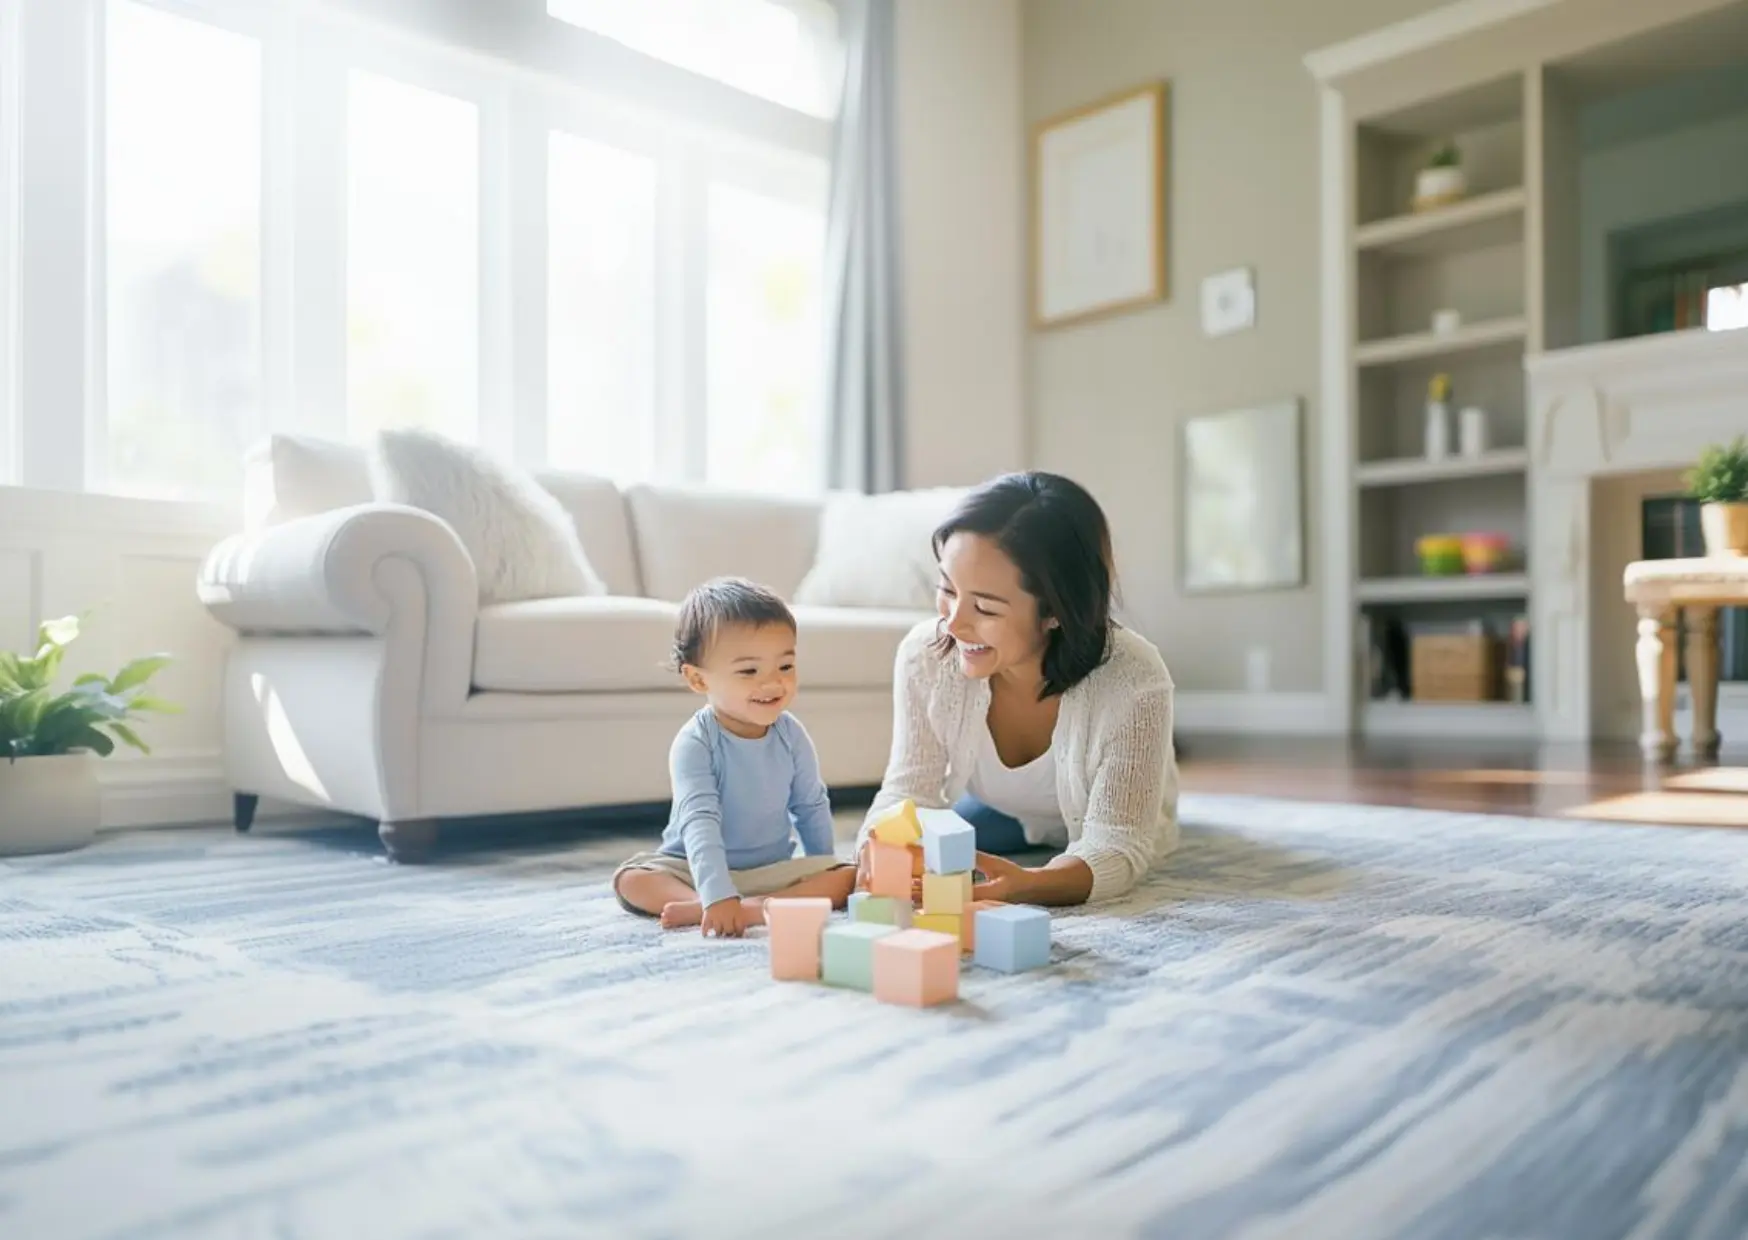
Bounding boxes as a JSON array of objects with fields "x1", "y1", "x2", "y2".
[
  {"x1": 0, "y1": 614, "x2": 176, "y2": 857},
  {"x1": 1684, "y1": 435, "x2": 1748, "y2": 557}
]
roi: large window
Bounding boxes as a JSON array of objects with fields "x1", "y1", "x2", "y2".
[
  {"x1": 546, "y1": 130, "x2": 657, "y2": 482},
  {"x1": 547, "y1": 0, "x2": 840, "y2": 118},
  {"x1": 706, "y1": 180, "x2": 825, "y2": 493},
  {"x1": 346, "y1": 72, "x2": 479, "y2": 444},
  {"x1": 7, "y1": 0, "x2": 836, "y2": 504},
  {"x1": 103, "y1": 0, "x2": 262, "y2": 500}
]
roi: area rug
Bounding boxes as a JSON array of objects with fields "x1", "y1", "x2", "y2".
[{"x1": 3, "y1": 795, "x2": 1747, "y2": 1240}]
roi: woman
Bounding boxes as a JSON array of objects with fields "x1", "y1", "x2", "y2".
[{"x1": 855, "y1": 471, "x2": 1178, "y2": 907}]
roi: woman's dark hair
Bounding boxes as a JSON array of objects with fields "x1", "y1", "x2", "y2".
[
  {"x1": 930, "y1": 471, "x2": 1116, "y2": 698},
  {"x1": 671, "y1": 576, "x2": 796, "y2": 672}
]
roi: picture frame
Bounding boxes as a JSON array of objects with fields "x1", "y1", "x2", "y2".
[
  {"x1": 1032, "y1": 82, "x2": 1169, "y2": 329},
  {"x1": 1180, "y1": 398, "x2": 1305, "y2": 594}
]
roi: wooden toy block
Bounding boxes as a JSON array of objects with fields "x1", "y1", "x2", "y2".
[
  {"x1": 909, "y1": 844, "x2": 924, "y2": 878},
  {"x1": 822, "y1": 922, "x2": 900, "y2": 991},
  {"x1": 972, "y1": 904, "x2": 1051, "y2": 973},
  {"x1": 962, "y1": 899, "x2": 1006, "y2": 953},
  {"x1": 868, "y1": 842, "x2": 912, "y2": 900},
  {"x1": 848, "y1": 891, "x2": 913, "y2": 928},
  {"x1": 912, "y1": 911, "x2": 960, "y2": 942},
  {"x1": 765, "y1": 897, "x2": 833, "y2": 981},
  {"x1": 872, "y1": 929, "x2": 960, "y2": 1007},
  {"x1": 868, "y1": 798, "x2": 923, "y2": 846},
  {"x1": 917, "y1": 807, "x2": 976, "y2": 875},
  {"x1": 921, "y1": 871, "x2": 973, "y2": 916}
]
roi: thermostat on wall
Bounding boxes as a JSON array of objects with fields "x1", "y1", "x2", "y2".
[{"x1": 1201, "y1": 267, "x2": 1256, "y2": 337}]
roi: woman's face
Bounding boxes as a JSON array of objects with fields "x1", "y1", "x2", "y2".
[{"x1": 936, "y1": 531, "x2": 1055, "y2": 681}]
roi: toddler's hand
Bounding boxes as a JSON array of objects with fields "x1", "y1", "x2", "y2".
[{"x1": 701, "y1": 897, "x2": 745, "y2": 938}]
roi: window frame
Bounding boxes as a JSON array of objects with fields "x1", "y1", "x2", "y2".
[{"x1": 7, "y1": 0, "x2": 837, "y2": 504}]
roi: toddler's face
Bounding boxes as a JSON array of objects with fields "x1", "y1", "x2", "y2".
[{"x1": 683, "y1": 622, "x2": 798, "y2": 735}]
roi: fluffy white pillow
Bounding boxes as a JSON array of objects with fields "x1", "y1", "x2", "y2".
[
  {"x1": 369, "y1": 429, "x2": 607, "y2": 604},
  {"x1": 794, "y1": 487, "x2": 967, "y2": 610}
]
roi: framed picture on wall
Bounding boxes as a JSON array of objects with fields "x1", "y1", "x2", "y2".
[
  {"x1": 1032, "y1": 81, "x2": 1169, "y2": 329},
  {"x1": 1181, "y1": 398, "x2": 1305, "y2": 593}
]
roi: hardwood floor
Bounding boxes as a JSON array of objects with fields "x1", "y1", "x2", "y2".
[{"x1": 1177, "y1": 735, "x2": 1748, "y2": 828}]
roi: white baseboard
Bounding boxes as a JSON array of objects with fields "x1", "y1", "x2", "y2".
[
  {"x1": 95, "y1": 754, "x2": 343, "y2": 832},
  {"x1": 1173, "y1": 691, "x2": 1342, "y2": 736}
]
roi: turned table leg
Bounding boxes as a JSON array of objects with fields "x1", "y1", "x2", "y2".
[
  {"x1": 1685, "y1": 605, "x2": 1721, "y2": 758},
  {"x1": 1636, "y1": 604, "x2": 1678, "y2": 762}
]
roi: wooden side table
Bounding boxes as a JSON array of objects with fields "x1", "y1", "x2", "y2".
[{"x1": 1622, "y1": 557, "x2": 1748, "y2": 760}]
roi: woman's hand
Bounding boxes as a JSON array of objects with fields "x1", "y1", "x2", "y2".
[{"x1": 971, "y1": 851, "x2": 1038, "y2": 903}]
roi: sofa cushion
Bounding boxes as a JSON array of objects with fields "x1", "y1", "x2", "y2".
[
  {"x1": 371, "y1": 429, "x2": 608, "y2": 604},
  {"x1": 532, "y1": 469, "x2": 643, "y2": 598},
  {"x1": 794, "y1": 487, "x2": 966, "y2": 610},
  {"x1": 625, "y1": 483, "x2": 822, "y2": 602},
  {"x1": 244, "y1": 434, "x2": 373, "y2": 528},
  {"x1": 789, "y1": 605, "x2": 928, "y2": 690},
  {"x1": 474, "y1": 596, "x2": 684, "y2": 693}
]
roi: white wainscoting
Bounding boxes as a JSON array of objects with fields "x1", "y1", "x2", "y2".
[{"x1": 0, "y1": 488, "x2": 250, "y2": 829}]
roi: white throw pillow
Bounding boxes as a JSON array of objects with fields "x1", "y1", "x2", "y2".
[
  {"x1": 369, "y1": 429, "x2": 607, "y2": 604},
  {"x1": 793, "y1": 487, "x2": 967, "y2": 610}
]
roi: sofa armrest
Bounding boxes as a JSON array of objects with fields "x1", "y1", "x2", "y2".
[{"x1": 199, "y1": 503, "x2": 478, "y2": 712}]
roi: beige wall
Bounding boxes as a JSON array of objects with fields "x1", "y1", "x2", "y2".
[
  {"x1": 1021, "y1": 0, "x2": 1448, "y2": 692},
  {"x1": 896, "y1": 0, "x2": 1027, "y2": 489}
]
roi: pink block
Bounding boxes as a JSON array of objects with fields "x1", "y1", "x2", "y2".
[
  {"x1": 963, "y1": 900, "x2": 1006, "y2": 953},
  {"x1": 766, "y1": 897, "x2": 833, "y2": 981},
  {"x1": 872, "y1": 929, "x2": 960, "y2": 1007},
  {"x1": 869, "y1": 843, "x2": 912, "y2": 900}
]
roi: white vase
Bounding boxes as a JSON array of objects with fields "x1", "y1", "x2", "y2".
[
  {"x1": 0, "y1": 753, "x2": 101, "y2": 857},
  {"x1": 1414, "y1": 165, "x2": 1466, "y2": 209}
]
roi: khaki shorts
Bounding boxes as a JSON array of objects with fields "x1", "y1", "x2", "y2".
[{"x1": 612, "y1": 851, "x2": 850, "y2": 916}]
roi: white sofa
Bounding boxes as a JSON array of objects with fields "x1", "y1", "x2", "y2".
[{"x1": 196, "y1": 436, "x2": 935, "y2": 860}]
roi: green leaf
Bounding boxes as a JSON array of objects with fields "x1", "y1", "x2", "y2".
[
  {"x1": 107, "y1": 721, "x2": 150, "y2": 754},
  {"x1": 0, "y1": 653, "x2": 22, "y2": 692},
  {"x1": 61, "y1": 725, "x2": 115, "y2": 757},
  {"x1": 110, "y1": 654, "x2": 172, "y2": 694},
  {"x1": 73, "y1": 672, "x2": 110, "y2": 688},
  {"x1": 125, "y1": 696, "x2": 181, "y2": 715},
  {"x1": 38, "y1": 615, "x2": 80, "y2": 649}
]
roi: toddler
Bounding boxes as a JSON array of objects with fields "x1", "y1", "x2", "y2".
[{"x1": 612, "y1": 577, "x2": 856, "y2": 937}]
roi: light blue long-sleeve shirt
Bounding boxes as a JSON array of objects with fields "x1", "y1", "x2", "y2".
[{"x1": 660, "y1": 708, "x2": 837, "y2": 909}]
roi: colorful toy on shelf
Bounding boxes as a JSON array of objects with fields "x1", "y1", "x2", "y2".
[{"x1": 765, "y1": 804, "x2": 1052, "y2": 1006}]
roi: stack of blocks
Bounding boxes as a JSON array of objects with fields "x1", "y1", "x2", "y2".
[{"x1": 766, "y1": 799, "x2": 1052, "y2": 1008}]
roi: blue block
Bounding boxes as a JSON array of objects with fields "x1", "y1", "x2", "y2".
[
  {"x1": 917, "y1": 807, "x2": 976, "y2": 875},
  {"x1": 973, "y1": 904, "x2": 1051, "y2": 973}
]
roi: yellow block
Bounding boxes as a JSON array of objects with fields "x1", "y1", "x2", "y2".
[
  {"x1": 922, "y1": 871, "x2": 973, "y2": 915},
  {"x1": 912, "y1": 912, "x2": 960, "y2": 943},
  {"x1": 869, "y1": 798, "x2": 923, "y2": 846}
]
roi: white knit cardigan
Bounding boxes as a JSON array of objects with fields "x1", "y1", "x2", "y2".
[{"x1": 859, "y1": 618, "x2": 1180, "y2": 903}]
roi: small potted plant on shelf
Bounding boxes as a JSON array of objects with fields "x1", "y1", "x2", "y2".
[
  {"x1": 1413, "y1": 140, "x2": 1466, "y2": 211},
  {"x1": 1685, "y1": 435, "x2": 1748, "y2": 556},
  {"x1": 0, "y1": 615, "x2": 176, "y2": 857}
]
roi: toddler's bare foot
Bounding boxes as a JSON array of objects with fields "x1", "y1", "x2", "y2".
[{"x1": 660, "y1": 900, "x2": 703, "y2": 929}]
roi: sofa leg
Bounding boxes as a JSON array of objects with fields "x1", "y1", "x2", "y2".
[
  {"x1": 379, "y1": 819, "x2": 439, "y2": 863},
  {"x1": 234, "y1": 793, "x2": 259, "y2": 833}
]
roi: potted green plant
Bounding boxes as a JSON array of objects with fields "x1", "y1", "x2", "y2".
[
  {"x1": 1413, "y1": 140, "x2": 1466, "y2": 211},
  {"x1": 0, "y1": 615, "x2": 176, "y2": 856},
  {"x1": 1684, "y1": 435, "x2": 1748, "y2": 557}
]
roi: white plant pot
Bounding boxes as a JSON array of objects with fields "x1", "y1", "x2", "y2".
[
  {"x1": 0, "y1": 753, "x2": 101, "y2": 857},
  {"x1": 1700, "y1": 501, "x2": 1748, "y2": 556},
  {"x1": 1414, "y1": 165, "x2": 1466, "y2": 209}
]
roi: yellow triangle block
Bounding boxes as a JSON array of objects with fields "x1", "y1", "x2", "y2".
[{"x1": 869, "y1": 798, "x2": 923, "y2": 846}]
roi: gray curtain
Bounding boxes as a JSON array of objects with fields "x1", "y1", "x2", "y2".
[{"x1": 822, "y1": 0, "x2": 905, "y2": 494}]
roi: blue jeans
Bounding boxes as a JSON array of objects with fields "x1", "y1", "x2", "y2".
[{"x1": 952, "y1": 795, "x2": 1034, "y2": 856}]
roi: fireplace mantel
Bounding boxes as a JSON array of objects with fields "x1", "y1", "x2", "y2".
[{"x1": 1527, "y1": 328, "x2": 1748, "y2": 741}]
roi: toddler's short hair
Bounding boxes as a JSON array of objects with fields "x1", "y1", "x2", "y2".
[{"x1": 671, "y1": 577, "x2": 796, "y2": 672}]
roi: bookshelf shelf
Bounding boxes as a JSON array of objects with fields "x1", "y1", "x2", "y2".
[
  {"x1": 1356, "y1": 573, "x2": 1529, "y2": 605},
  {"x1": 1355, "y1": 186, "x2": 1526, "y2": 260}
]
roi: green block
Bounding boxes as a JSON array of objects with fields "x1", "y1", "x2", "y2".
[
  {"x1": 848, "y1": 892, "x2": 911, "y2": 927},
  {"x1": 821, "y1": 922, "x2": 900, "y2": 991}
]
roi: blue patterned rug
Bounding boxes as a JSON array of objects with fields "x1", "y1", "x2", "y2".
[{"x1": 4, "y1": 794, "x2": 1748, "y2": 1240}]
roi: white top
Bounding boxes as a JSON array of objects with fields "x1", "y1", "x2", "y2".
[
  {"x1": 965, "y1": 720, "x2": 1067, "y2": 847},
  {"x1": 859, "y1": 619, "x2": 1179, "y2": 903}
]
